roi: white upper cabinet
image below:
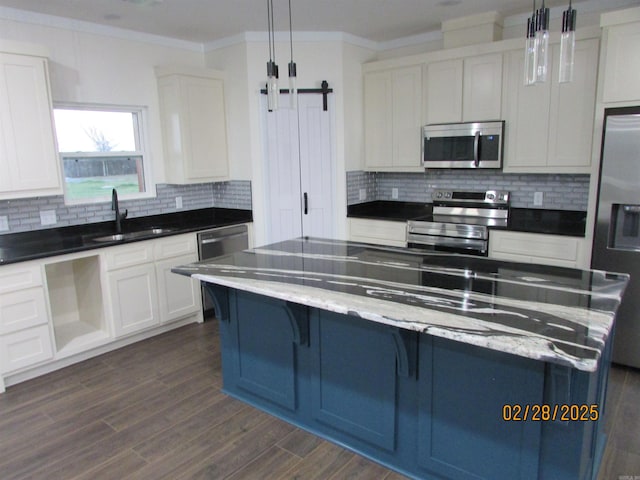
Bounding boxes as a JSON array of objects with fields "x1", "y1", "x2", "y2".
[
  {"x1": 426, "y1": 53, "x2": 502, "y2": 124},
  {"x1": 156, "y1": 67, "x2": 230, "y2": 184},
  {"x1": 462, "y1": 53, "x2": 503, "y2": 121},
  {"x1": 425, "y1": 59, "x2": 463, "y2": 124},
  {"x1": 601, "y1": 10, "x2": 640, "y2": 104},
  {"x1": 503, "y1": 38, "x2": 598, "y2": 173},
  {"x1": 0, "y1": 52, "x2": 62, "y2": 199},
  {"x1": 364, "y1": 65, "x2": 423, "y2": 171}
]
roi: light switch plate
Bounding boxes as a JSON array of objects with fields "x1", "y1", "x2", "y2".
[
  {"x1": 359, "y1": 188, "x2": 366, "y2": 201},
  {"x1": 0, "y1": 215, "x2": 8, "y2": 232},
  {"x1": 533, "y1": 192, "x2": 543, "y2": 206},
  {"x1": 40, "y1": 210, "x2": 57, "y2": 226},
  {"x1": 392, "y1": 188, "x2": 399, "y2": 199}
]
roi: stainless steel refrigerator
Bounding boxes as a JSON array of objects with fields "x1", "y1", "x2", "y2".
[{"x1": 592, "y1": 106, "x2": 640, "y2": 368}]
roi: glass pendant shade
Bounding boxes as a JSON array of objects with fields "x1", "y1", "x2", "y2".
[
  {"x1": 524, "y1": 16, "x2": 537, "y2": 86},
  {"x1": 267, "y1": 60, "x2": 279, "y2": 111},
  {"x1": 288, "y1": 61, "x2": 297, "y2": 109},
  {"x1": 559, "y1": 5, "x2": 577, "y2": 83},
  {"x1": 535, "y1": 4, "x2": 550, "y2": 83}
]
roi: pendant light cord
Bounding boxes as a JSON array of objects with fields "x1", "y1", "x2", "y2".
[{"x1": 289, "y1": 0, "x2": 293, "y2": 61}]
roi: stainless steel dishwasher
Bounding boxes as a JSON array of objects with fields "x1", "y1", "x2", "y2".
[{"x1": 197, "y1": 224, "x2": 248, "y2": 317}]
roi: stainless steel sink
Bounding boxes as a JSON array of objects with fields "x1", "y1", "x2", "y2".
[{"x1": 91, "y1": 228, "x2": 174, "y2": 242}]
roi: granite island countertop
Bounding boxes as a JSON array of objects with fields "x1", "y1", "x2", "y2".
[{"x1": 173, "y1": 237, "x2": 628, "y2": 372}]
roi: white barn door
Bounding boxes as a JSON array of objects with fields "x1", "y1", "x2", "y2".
[{"x1": 262, "y1": 93, "x2": 335, "y2": 244}]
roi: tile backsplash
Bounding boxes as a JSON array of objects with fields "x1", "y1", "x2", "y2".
[
  {"x1": 347, "y1": 170, "x2": 589, "y2": 211},
  {"x1": 0, "y1": 180, "x2": 252, "y2": 234}
]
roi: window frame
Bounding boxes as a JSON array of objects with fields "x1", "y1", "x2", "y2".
[{"x1": 53, "y1": 102, "x2": 155, "y2": 205}]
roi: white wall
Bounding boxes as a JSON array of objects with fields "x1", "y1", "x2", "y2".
[{"x1": 0, "y1": 15, "x2": 205, "y2": 184}]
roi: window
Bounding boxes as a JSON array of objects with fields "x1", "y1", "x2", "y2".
[{"x1": 53, "y1": 105, "x2": 151, "y2": 203}]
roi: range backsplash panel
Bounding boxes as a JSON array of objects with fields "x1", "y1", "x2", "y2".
[{"x1": 347, "y1": 171, "x2": 589, "y2": 211}]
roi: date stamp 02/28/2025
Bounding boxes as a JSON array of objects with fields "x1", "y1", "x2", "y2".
[{"x1": 502, "y1": 403, "x2": 599, "y2": 422}]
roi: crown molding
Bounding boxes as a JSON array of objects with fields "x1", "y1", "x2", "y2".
[{"x1": 0, "y1": 6, "x2": 203, "y2": 52}]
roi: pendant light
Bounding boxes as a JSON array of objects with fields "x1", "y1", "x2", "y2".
[
  {"x1": 266, "y1": 0, "x2": 279, "y2": 111},
  {"x1": 524, "y1": 1, "x2": 537, "y2": 86},
  {"x1": 535, "y1": 0, "x2": 550, "y2": 83},
  {"x1": 287, "y1": 0, "x2": 298, "y2": 109},
  {"x1": 559, "y1": 1, "x2": 577, "y2": 83}
]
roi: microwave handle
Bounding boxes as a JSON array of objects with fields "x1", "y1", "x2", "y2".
[{"x1": 473, "y1": 131, "x2": 480, "y2": 167}]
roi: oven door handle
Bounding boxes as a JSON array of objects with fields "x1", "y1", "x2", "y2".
[
  {"x1": 473, "y1": 130, "x2": 480, "y2": 167},
  {"x1": 407, "y1": 233, "x2": 487, "y2": 251}
]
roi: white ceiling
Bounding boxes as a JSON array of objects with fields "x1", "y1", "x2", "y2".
[{"x1": 0, "y1": 0, "x2": 598, "y2": 46}]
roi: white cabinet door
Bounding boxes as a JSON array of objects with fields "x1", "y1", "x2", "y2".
[
  {"x1": 348, "y1": 218, "x2": 407, "y2": 247},
  {"x1": 155, "y1": 253, "x2": 200, "y2": 323},
  {"x1": 0, "y1": 324, "x2": 53, "y2": 374},
  {"x1": 157, "y1": 70, "x2": 229, "y2": 184},
  {"x1": 364, "y1": 70, "x2": 393, "y2": 169},
  {"x1": 0, "y1": 53, "x2": 61, "y2": 199},
  {"x1": 548, "y1": 39, "x2": 598, "y2": 169},
  {"x1": 463, "y1": 53, "x2": 503, "y2": 121},
  {"x1": 108, "y1": 264, "x2": 159, "y2": 337},
  {"x1": 503, "y1": 49, "x2": 551, "y2": 170},
  {"x1": 426, "y1": 59, "x2": 463, "y2": 124},
  {"x1": 364, "y1": 65, "x2": 423, "y2": 171},
  {"x1": 601, "y1": 21, "x2": 640, "y2": 103},
  {"x1": 489, "y1": 230, "x2": 583, "y2": 268},
  {"x1": 0, "y1": 287, "x2": 48, "y2": 334},
  {"x1": 392, "y1": 66, "x2": 423, "y2": 169}
]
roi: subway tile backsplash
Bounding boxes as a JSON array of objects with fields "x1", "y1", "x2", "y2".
[
  {"x1": 0, "y1": 180, "x2": 252, "y2": 234},
  {"x1": 347, "y1": 170, "x2": 589, "y2": 211}
]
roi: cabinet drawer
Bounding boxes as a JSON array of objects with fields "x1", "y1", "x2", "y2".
[
  {"x1": 0, "y1": 264, "x2": 43, "y2": 294},
  {"x1": 0, "y1": 287, "x2": 48, "y2": 334},
  {"x1": 0, "y1": 324, "x2": 53, "y2": 373},
  {"x1": 154, "y1": 233, "x2": 196, "y2": 260},
  {"x1": 489, "y1": 231, "x2": 580, "y2": 267},
  {"x1": 103, "y1": 242, "x2": 154, "y2": 271},
  {"x1": 349, "y1": 218, "x2": 407, "y2": 247}
]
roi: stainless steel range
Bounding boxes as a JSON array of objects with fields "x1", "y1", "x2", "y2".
[{"x1": 407, "y1": 190, "x2": 510, "y2": 256}]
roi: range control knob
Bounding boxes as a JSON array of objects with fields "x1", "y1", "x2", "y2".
[
  {"x1": 436, "y1": 192, "x2": 443, "y2": 198},
  {"x1": 487, "y1": 193, "x2": 495, "y2": 200},
  {"x1": 445, "y1": 192, "x2": 452, "y2": 199}
]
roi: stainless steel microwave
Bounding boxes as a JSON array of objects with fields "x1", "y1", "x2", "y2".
[{"x1": 422, "y1": 120, "x2": 505, "y2": 169}]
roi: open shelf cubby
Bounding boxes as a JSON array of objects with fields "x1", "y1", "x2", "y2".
[{"x1": 45, "y1": 255, "x2": 109, "y2": 354}]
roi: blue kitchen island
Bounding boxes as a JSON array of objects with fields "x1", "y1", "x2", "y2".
[{"x1": 173, "y1": 237, "x2": 628, "y2": 480}]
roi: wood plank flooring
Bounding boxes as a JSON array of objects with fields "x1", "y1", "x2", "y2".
[{"x1": 0, "y1": 319, "x2": 638, "y2": 479}]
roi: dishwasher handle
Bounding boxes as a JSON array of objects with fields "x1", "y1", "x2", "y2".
[{"x1": 199, "y1": 231, "x2": 248, "y2": 245}]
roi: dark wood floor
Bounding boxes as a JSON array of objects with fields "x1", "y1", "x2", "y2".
[{"x1": 0, "y1": 320, "x2": 638, "y2": 480}]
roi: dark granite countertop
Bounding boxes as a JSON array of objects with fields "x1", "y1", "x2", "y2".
[
  {"x1": 0, "y1": 207, "x2": 252, "y2": 265},
  {"x1": 347, "y1": 201, "x2": 586, "y2": 237},
  {"x1": 174, "y1": 237, "x2": 628, "y2": 371}
]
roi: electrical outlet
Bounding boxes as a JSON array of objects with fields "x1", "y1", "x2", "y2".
[
  {"x1": 533, "y1": 192, "x2": 543, "y2": 206},
  {"x1": 176, "y1": 196, "x2": 183, "y2": 209},
  {"x1": 0, "y1": 215, "x2": 8, "y2": 232},
  {"x1": 40, "y1": 210, "x2": 57, "y2": 226},
  {"x1": 392, "y1": 188, "x2": 399, "y2": 200},
  {"x1": 359, "y1": 188, "x2": 366, "y2": 201}
]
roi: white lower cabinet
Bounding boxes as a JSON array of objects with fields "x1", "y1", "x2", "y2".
[
  {"x1": 108, "y1": 263, "x2": 160, "y2": 337},
  {"x1": 105, "y1": 233, "x2": 201, "y2": 337},
  {"x1": 489, "y1": 230, "x2": 585, "y2": 268},
  {"x1": 0, "y1": 262, "x2": 53, "y2": 376},
  {"x1": 348, "y1": 218, "x2": 407, "y2": 247},
  {"x1": 156, "y1": 253, "x2": 200, "y2": 323},
  {"x1": 0, "y1": 325, "x2": 53, "y2": 374}
]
